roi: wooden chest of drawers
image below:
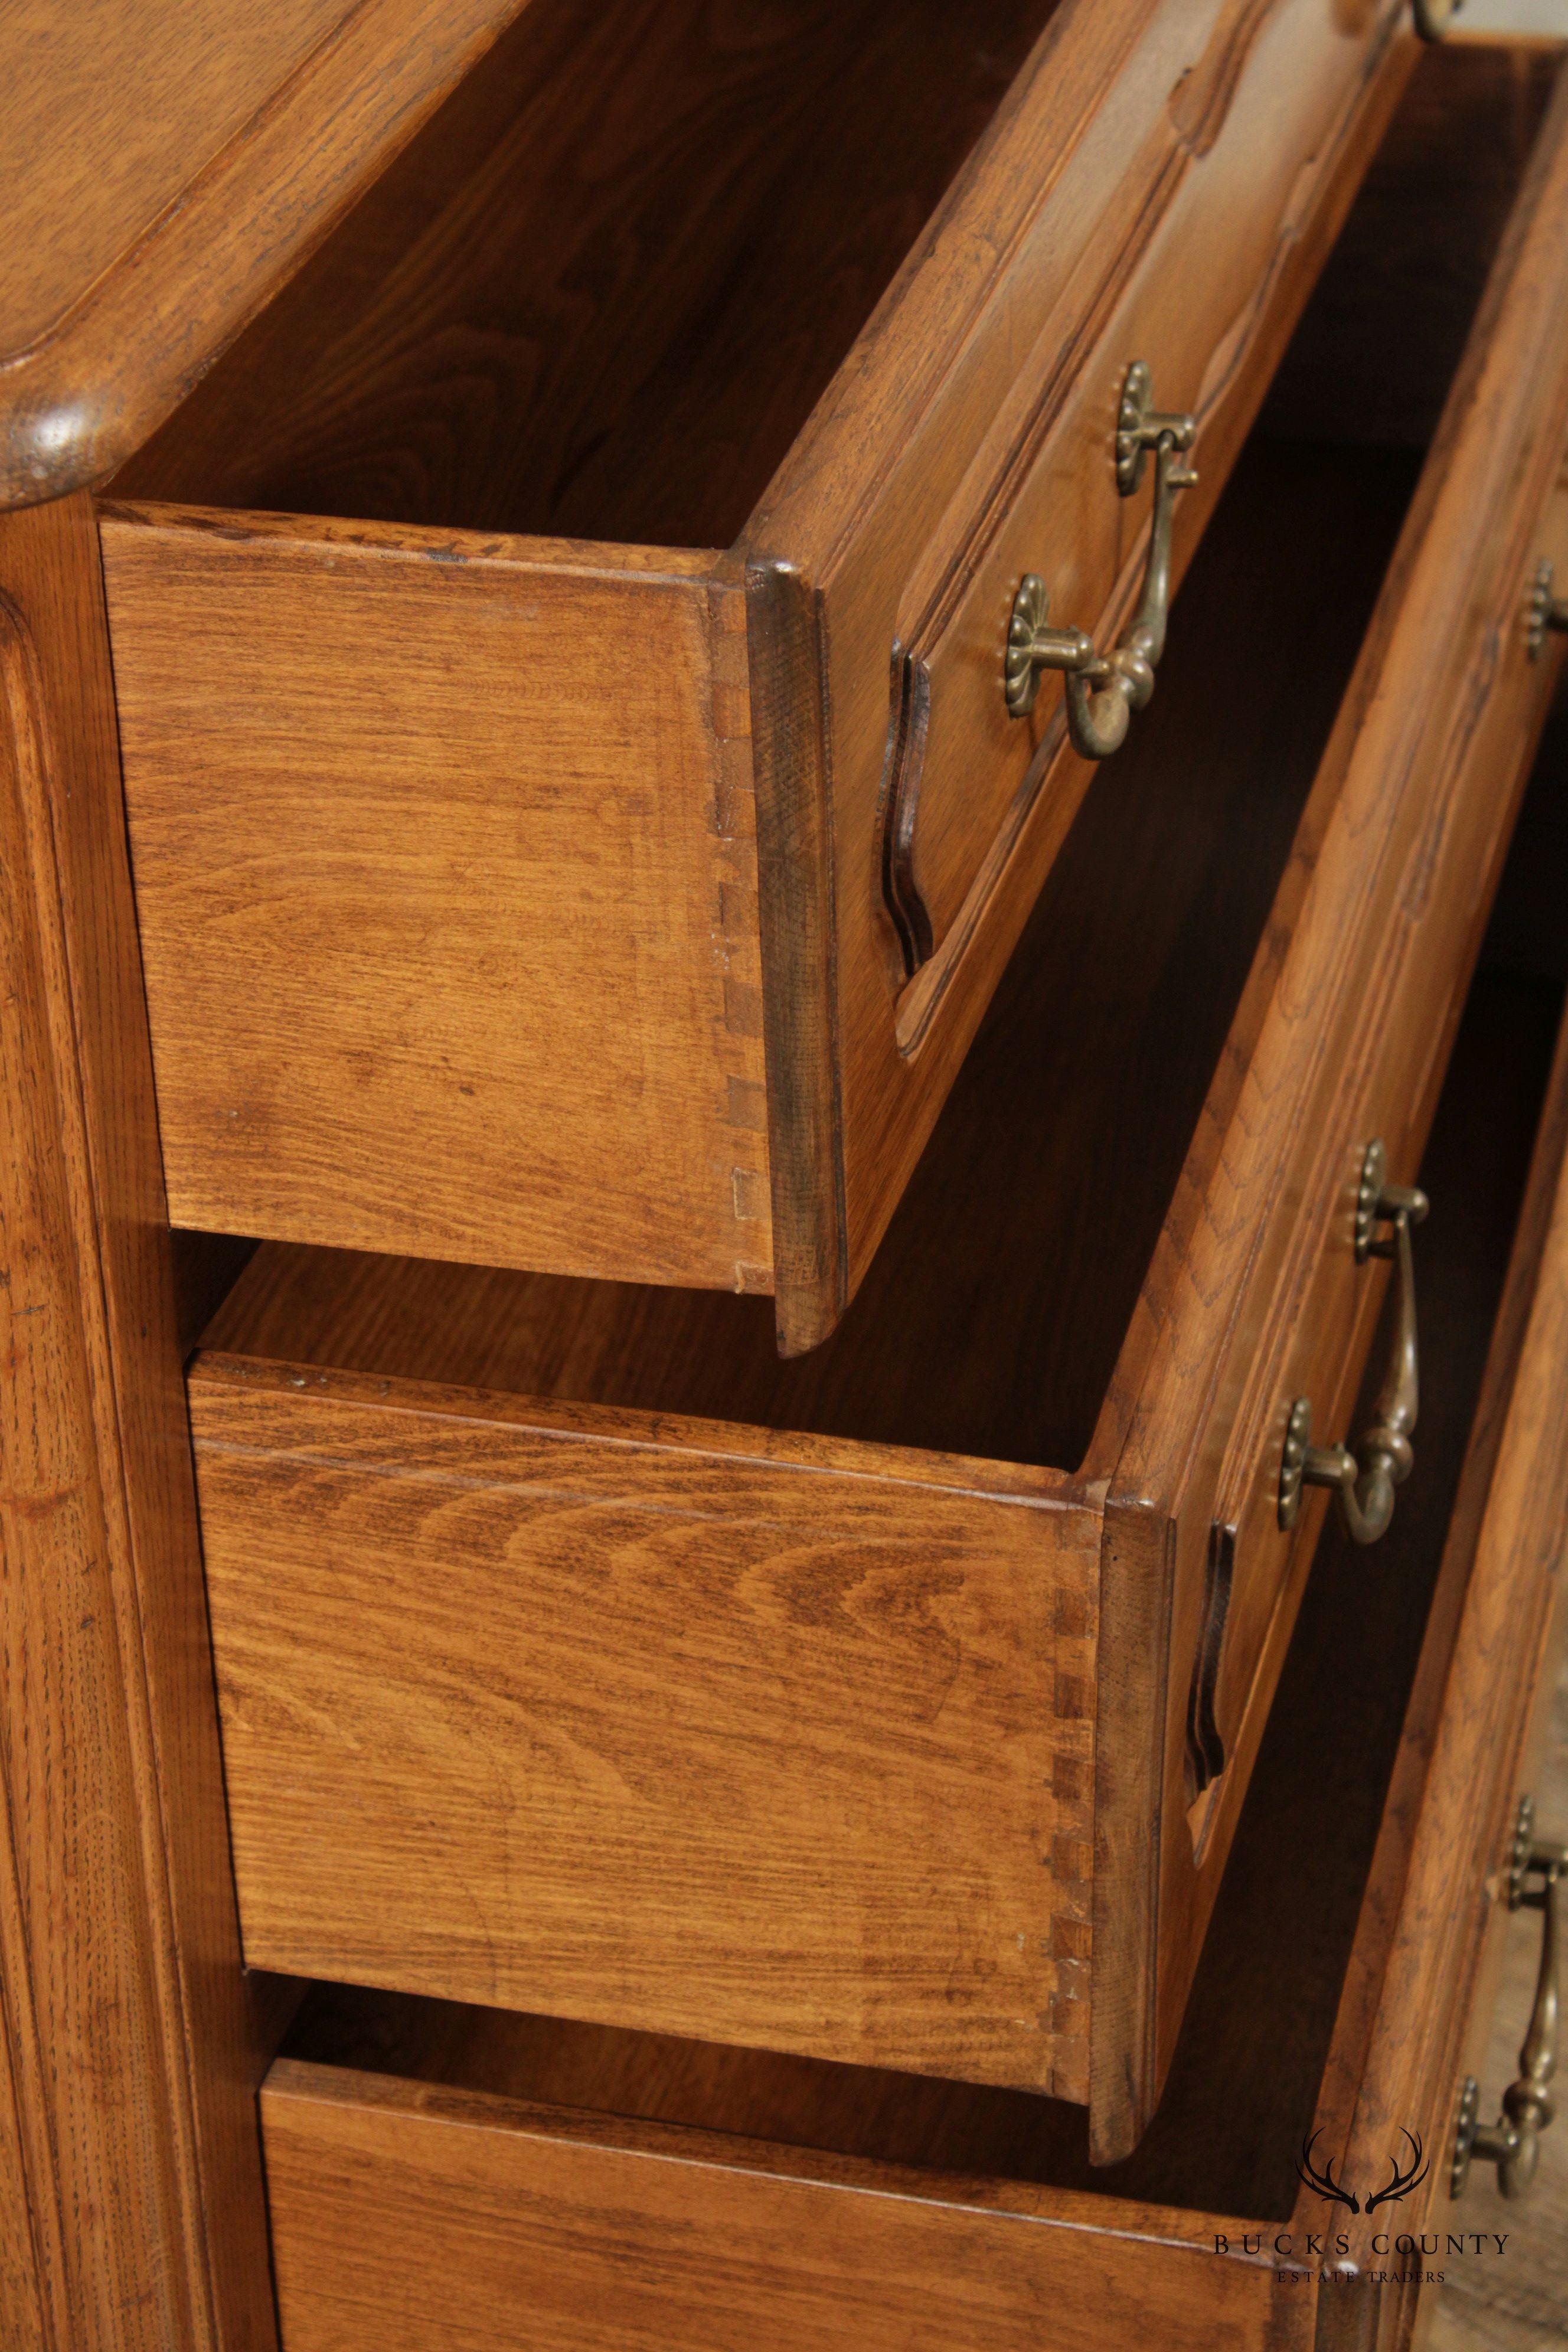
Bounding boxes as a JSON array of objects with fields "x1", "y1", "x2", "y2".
[
  {"x1": 1, "y1": 8, "x2": 1566, "y2": 2352},
  {"x1": 185, "y1": 42, "x2": 1568, "y2": 2167}
]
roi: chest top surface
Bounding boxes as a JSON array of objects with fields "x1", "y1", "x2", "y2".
[{"x1": 0, "y1": 0, "x2": 529, "y2": 508}]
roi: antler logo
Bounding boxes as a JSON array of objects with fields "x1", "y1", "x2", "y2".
[{"x1": 1295, "y1": 2129, "x2": 1430, "y2": 2215}]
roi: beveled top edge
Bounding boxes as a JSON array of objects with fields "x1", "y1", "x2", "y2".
[{"x1": 0, "y1": 0, "x2": 531, "y2": 510}]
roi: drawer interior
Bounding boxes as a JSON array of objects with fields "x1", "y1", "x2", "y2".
[
  {"x1": 195, "y1": 47, "x2": 1557, "y2": 1475},
  {"x1": 269, "y1": 870, "x2": 1567, "y2": 2221},
  {"x1": 109, "y1": 0, "x2": 1063, "y2": 551}
]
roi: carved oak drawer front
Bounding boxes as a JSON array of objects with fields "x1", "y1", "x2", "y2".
[
  {"x1": 254, "y1": 952, "x2": 1568, "y2": 2352},
  {"x1": 185, "y1": 41, "x2": 1568, "y2": 2171},
  {"x1": 94, "y1": 0, "x2": 1413, "y2": 1354}
]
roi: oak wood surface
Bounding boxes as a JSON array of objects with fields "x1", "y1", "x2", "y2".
[
  {"x1": 1312, "y1": 996, "x2": 1568, "y2": 2314},
  {"x1": 879, "y1": 0, "x2": 1416, "y2": 985},
  {"x1": 271, "y1": 962, "x2": 1561, "y2": 2210},
  {"x1": 779, "y1": 0, "x2": 1414, "y2": 1342},
  {"x1": 195, "y1": 437, "x2": 1413, "y2": 1467},
  {"x1": 260, "y1": 2059, "x2": 1283, "y2": 2352},
  {"x1": 0, "y1": 2, "x2": 537, "y2": 508},
  {"x1": 189, "y1": 1353, "x2": 1102, "y2": 2099},
  {"x1": 102, "y1": 508, "x2": 769, "y2": 1291},
  {"x1": 246, "y1": 962, "x2": 1568, "y2": 2350},
  {"x1": 0, "y1": 495, "x2": 275, "y2": 2350}
]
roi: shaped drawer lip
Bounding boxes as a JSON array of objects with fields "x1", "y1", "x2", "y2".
[{"x1": 251, "y1": 985, "x2": 1568, "y2": 2344}]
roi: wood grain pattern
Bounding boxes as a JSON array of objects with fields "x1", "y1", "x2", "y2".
[
  {"x1": 0, "y1": 1, "x2": 535, "y2": 507},
  {"x1": 260, "y1": 2060, "x2": 1279, "y2": 2352},
  {"x1": 246, "y1": 959, "x2": 1567, "y2": 2350},
  {"x1": 774, "y1": 0, "x2": 1413, "y2": 1343},
  {"x1": 169, "y1": 442, "x2": 1416, "y2": 1454},
  {"x1": 0, "y1": 494, "x2": 275, "y2": 2350},
  {"x1": 880, "y1": 1, "x2": 1415, "y2": 982},
  {"x1": 188, "y1": 1354, "x2": 1101, "y2": 2098},
  {"x1": 102, "y1": 505, "x2": 770, "y2": 1291}
]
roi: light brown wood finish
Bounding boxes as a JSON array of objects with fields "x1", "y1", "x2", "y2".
[
  {"x1": 98, "y1": 514, "x2": 767, "y2": 1289},
  {"x1": 760, "y1": 0, "x2": 1415, "y2": 1345},
  {"x1": 188, "y1": 1366, "x2": 1100, "y2": 2096},
  {"x1": 0, "y1": 495, "x2": 275, "y2": 2348},
  {"x1": 0, "y1": 1, "x2": 535, "y2": 507},
  {"x1": 185, "y1": 48, "x2": 1568, "y2": 2161},
  {"x1": 100, "y1": 0, "x2": 1410, "y2": 1340},
  {"x1": 250, "y1": 962, "x2": 1568, "y2": 2350}
]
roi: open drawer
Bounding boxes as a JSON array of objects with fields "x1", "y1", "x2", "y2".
[
  {"x1": 94, "y1": 0, "x2": 1417, "y2": 1347},
  {"x1": 254, "y1": 944, "x2": 1568, "y2": 2349},
  {"x1": 192, "y1": 41, "x2": 1568, "y2": 2164},
  {"x1": 189, "y1": 46, "x2": 1568, "y2": 2164}
]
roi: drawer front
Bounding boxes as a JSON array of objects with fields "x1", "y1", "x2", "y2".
[
  {"x1": 751, "y1": 0, "x2": 1410, "y2": 1347},
  {"x1": 1090, "y1": 54, "x2": 1568, "y2": 2160},
  {"x1": 878, "y1": 6, "x2": 1409, "y2": 985},
  {"x1": 251, "y1": 986, "x2": 1568, "y2": 2352},
  {"x1": 1306, "y1": 1008, "x2": 1568, "y2": 2352}
]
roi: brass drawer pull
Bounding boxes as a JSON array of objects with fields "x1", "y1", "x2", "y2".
[
  {"x1": 1005, "y1": 361, "x2": 1197, "y2": 758},
  {"x1": 1278, "y1": 1141, "x2": 1429, "y2": 1544},
  {"x1": 1528, "y1": 558, "x2": 1568, "y2": 660},
  {"x1": 1452, "y1": 1796, "x2": 1568, "y2": 2200},
  {"x1": 1413, "y1": 0, "x2": 1462, "y2": 37}
]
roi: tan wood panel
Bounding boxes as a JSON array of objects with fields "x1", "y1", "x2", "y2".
[
  {"x1": 260, "y1": 2063, "x2": 1281, "y2": 2352},
  {"x1": 0, "y1": 494, "x2": 276, "y2": 2349},
  {"x1": 0, "y1": 0, "x2": 534, "y2": 506},
  {"x1": 102, "y1": 507, "x2": 769, "y2": 1291},
  {"x1": 189, "y1": 1356, "x2": 1101, "y2": 2099},
  {"x1": 1, "y1": 1, "x2": 352, "y2": 351}
]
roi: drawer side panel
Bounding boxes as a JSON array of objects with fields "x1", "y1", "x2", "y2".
[
  {"x1": 101, "y1": 506, "x2": 769, "y2": 1292},
  {"x1": 190, "y1": 1360, "x2": 1101, "y2": 2101}
]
